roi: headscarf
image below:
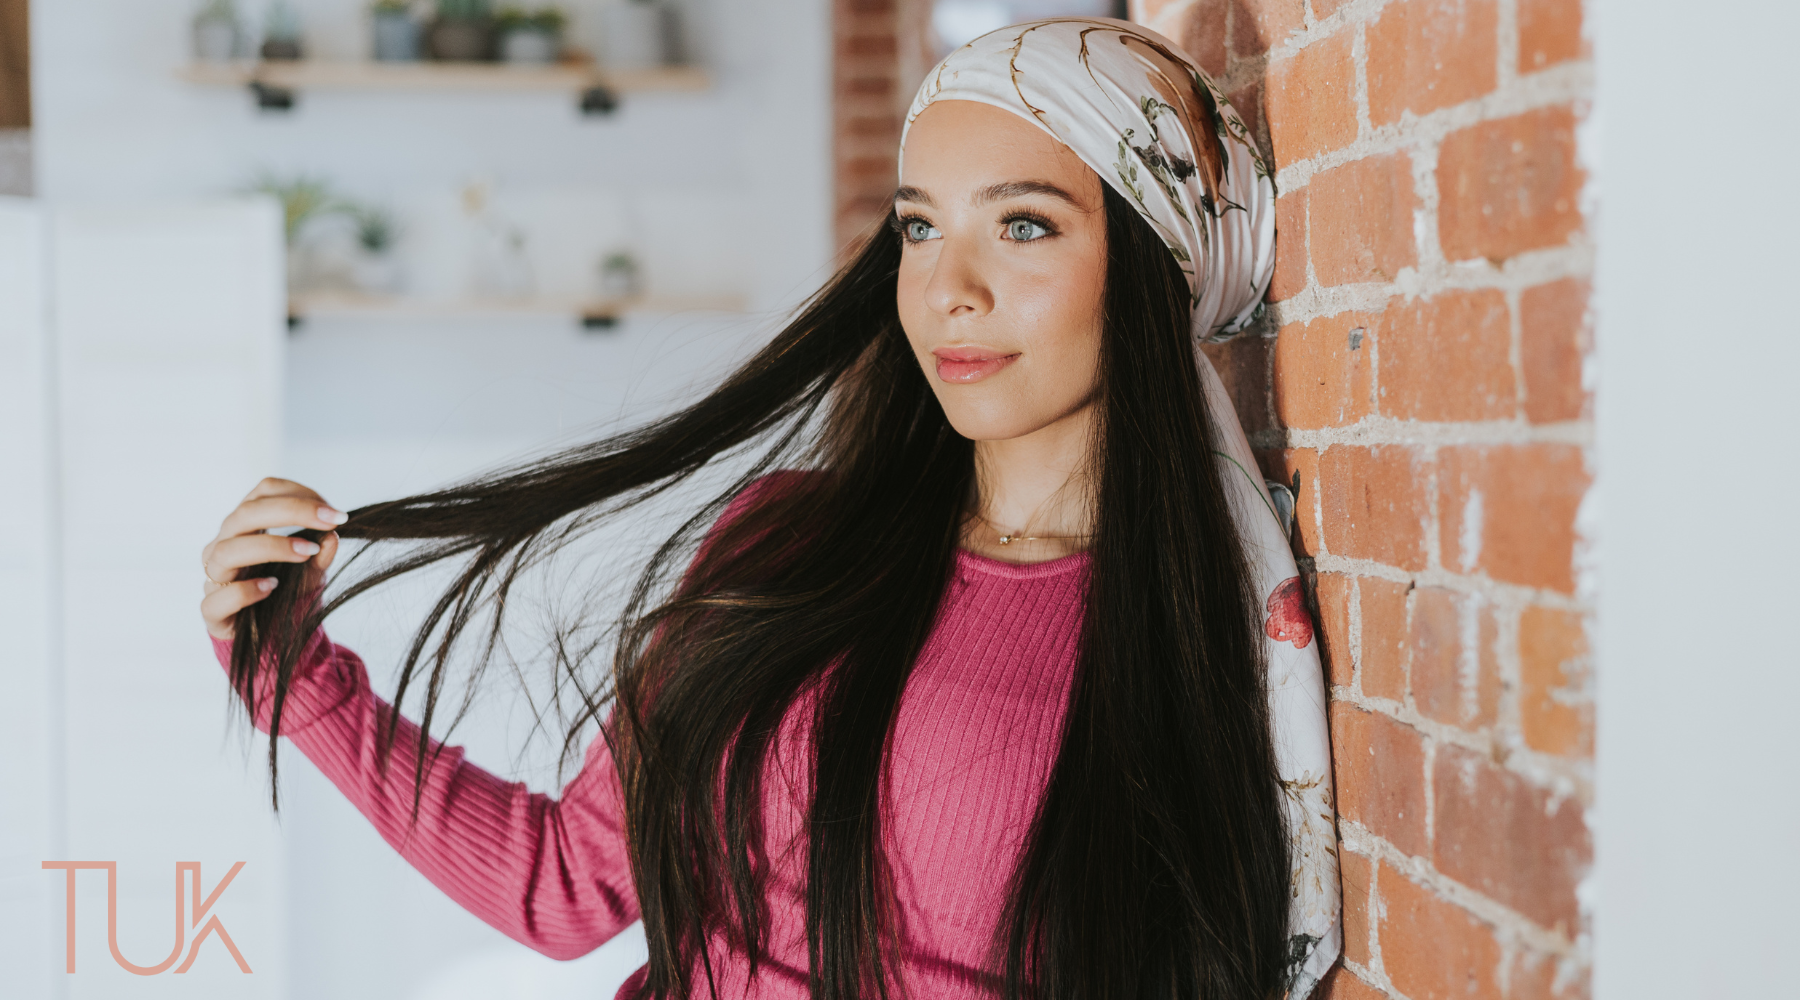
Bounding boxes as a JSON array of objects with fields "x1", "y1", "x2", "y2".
[{"x1": 899, "y1": 19, "x2": 1341, "y2": 999}]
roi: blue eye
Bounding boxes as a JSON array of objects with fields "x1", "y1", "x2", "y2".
[
  {"x1": 1006, "y1": 217, "x2": 1050, "y2": 242},
  {"x1": 904, "y1": 219, "x2": 940, "y2": 242}
]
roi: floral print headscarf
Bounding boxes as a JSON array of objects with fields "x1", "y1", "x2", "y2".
[{"x1": 901, "y1": 18, "x2": 1341, "y2": 999}]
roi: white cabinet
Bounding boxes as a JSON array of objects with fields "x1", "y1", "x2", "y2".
[{"x1": 0, "y1": 197, "x2": 289, "y2": 997}]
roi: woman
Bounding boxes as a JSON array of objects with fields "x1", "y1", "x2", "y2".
[{"x1": 199, "y1": 18, "x2": 1339, "y2": 1000}]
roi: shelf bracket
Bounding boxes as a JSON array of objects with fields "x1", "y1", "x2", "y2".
[
  {"x1": 249, "y1": 80, "x2": 296, "y2": 111},
  {"x1": 579, "y1": 85, "x2": 619, "y2": 116}
]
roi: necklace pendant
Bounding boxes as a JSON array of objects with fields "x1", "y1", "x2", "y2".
[{"x1": 997, "y1": 533, "x2": 1016, "y2": 545}]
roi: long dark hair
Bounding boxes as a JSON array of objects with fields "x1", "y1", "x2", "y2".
[{"x1": 230, "y1": 182, "x2": 1291, "y2": 1000}]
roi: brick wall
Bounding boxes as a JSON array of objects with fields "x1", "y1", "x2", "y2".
[
  {"x1": 832, "y1": 0, "x2": 933, "y2": 253},
  {"x1": 1131, "y1": 0, "x2": 1595, "y2": 996}
]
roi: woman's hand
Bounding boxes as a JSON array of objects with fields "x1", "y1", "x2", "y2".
[{"x1": 200, "y1": 478, "x2": 349, "y2": 641}]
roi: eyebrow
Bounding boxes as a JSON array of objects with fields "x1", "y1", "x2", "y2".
[{"x1": 893, "y1": 180, "x2": 1084, "y2": 210}]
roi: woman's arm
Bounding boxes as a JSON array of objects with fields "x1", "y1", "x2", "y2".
[
  {"x1": 199, "y1": 478, "x2": 637, "y2": 960},
  {"x1": 213, "y1": 629, "x2": 640, "y2": 960}
]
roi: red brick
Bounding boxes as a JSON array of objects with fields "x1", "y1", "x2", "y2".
[
  {"x1": 1359, "y1": 576, "x2": 1411, "y2": 701},
  {"x1": 1310, "y1": 153, "x2": 1419, "y2": 286},
  {"x1": 1366, "y1": 0, "x2": 1499, "y2": 125},
  {"x1": 843, "y1": 76, "x2": 893, "y2": 96},
  {"x1": 1379, "y1": 290, "x2": 1516, "y2": 421},
  {"x1": 1410, "y1": 588, "x2": 1500, "y2": 727},
  {"x1": 1330, "y1": 704, "x2": 1428, "y2": 856},
  {"x1": 1266, "y1": 29, "x2": 1358, "y2": 163},
  {"x1": 1268, "y1": 187, "x2": 1309, "y2": 302},
  {"x1": 1433, "y1": 744, "x2": 1591, "y2": 933},
  {"x1": 1438, "y1": 105, "x2": 1585, "y2": 264},
  {"x1": 1230, "y1": 0, "x2": 1306, "y2": 57},
  {"x1": 1274, "y1": 311, "x2": 1374, "y2": 429},
  {"x1": 1438, "y1": 444, "x2": 1590, "y2": 593},
  {"x1": 1173, "y1": 0, "x2": 1230, "y2": 78},
  {"x1": 1519, "y1": 605, "x2": 1593, "y2": 757},
  {"x1": 841, "y1": 34, "x2": 897, "y2": 57},
  {"x1": 1378, "y1": 865, "x2": 1503, "y2": 1000},
  {"x1": 841, "y1": 155, "x2": 896, "y2": 178},
  {"x1": 1199, "y1": 335, "x2": 1272, "y2": 436},
  {"x1": 1520, "y1": 278, "x2": 1591, "y2": 424},
  {"x1": 1137, "y1": 0, "x2": 1190, "y2": 25},
  {"x1": 845, "y1": 115, "x2": 901, "y2": 137},
  {"x1": 1319, "y1": 445, "x2": 1432, "y2": 570},
  {"x1": 1316, "y1": 571, "x2": 1354, "y2": 688},
  {"x1": 1338, "y1": 848, "x2": 1374, "y2": 967},
  {"x1": 1312, "y1": 0, "x2": 1354, "y2": 16},
  {"x1": 1319, "y1": 964, "x2": 1386, "y2": 1000},
  {"x1": 1518, "y1": 0, "x2": 1586, "y2": 73}
]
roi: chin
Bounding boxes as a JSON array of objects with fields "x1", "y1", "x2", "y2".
[{"x1": 938, "y1": 403, "x2": 1053, "y2": 443}]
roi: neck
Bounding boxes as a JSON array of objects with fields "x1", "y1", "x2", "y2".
[{"x1": 964, "y1": 401, "x2": 1097, "y2": 563}]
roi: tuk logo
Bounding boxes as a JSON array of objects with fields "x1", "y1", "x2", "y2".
[{"x1": 41, "y1": 861, "x2": 253, "y2": 974}]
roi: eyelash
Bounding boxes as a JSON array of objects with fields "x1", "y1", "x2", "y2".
[{"x1": 891, "y1": 211, "x2": 1061, "y2": 245}]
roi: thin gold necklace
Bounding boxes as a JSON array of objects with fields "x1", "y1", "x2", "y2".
[{"x1": 970, "y1": 511, "x2": 1091, "y2": 547}]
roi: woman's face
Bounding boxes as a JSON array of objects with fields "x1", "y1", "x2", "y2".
[{"x1": 895, "y1": 100, "x2": 1108, "y2": 444}]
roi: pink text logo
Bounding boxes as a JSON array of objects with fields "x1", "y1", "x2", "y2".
[{"x1": 40, "y1": 861, "x2": 253, "y2": 974}]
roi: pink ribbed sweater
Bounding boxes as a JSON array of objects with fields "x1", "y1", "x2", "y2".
[{"x1": 213, "y1": 545, "x2": 1089, "y2": 999}]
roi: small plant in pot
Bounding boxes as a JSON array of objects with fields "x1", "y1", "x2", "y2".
[
  {"x1": 343, "y1": 202, "x2": 405, "y2": 294},
  {"x1": 496, "y1": 5, "x2": 566, "y2": 64},
  {"x1": 371, "y1": 0, "x2": 422, "y2": 62},
  {"x1": 247, "y1": 171, "x2": 337, "y2": 292},
  {"x1": 193, "y1": 0, "x2": 242, "y2": 62},
  {"x1": 428, "y1": 0, "x2": 495, "y2": 61},
  {"x1": 260, "y1": 0, "x2": 305, "y2": 60}
]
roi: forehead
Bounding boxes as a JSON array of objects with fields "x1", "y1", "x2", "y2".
[{"x1": 899, "y1": 100, "x2": 1097, "y2": 195}]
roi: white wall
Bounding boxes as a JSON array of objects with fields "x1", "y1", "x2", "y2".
[
  {"x1": 0, "y1": 197, "x2": 291, "y2": 998},
  {"x1": 0, "y1": 199, "x2": 58, "y2": 1000},
  {"x1": 1593, "y1": 0, "x2": 1800, "y2": 996},
  {"x1": 31, "y1": 0, "x2": 835, "y2": 313}
]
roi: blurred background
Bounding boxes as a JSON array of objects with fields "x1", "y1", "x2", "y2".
[
  {"x1": 4, "y1": 1, "x2": 1798, "y2": 1000},
  {"x1": 0, "y1": 2, "x2": 1121, "y2": 999}
]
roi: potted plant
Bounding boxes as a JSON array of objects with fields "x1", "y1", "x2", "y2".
[
  {"x1": 248, "y1": 172, "x2": 336, "y2": 292},
  {"x1": 260, "y1": 0, "x2": 304, "y2": 60},
  {"x1": 372, "y1": 0, "x2": 421, "y2": 62},
  {"x1": 344, "y1": 203, "x2": 404, "y2": 293},
  {"x1": 496, "y1": 5, "x2": 565, "y2": 64},
  {"x1": 427, "y1": 0, "x2": 495, "y2": 61},
  {"x1": 193, "y1": 0, "x2": 242, "y2": 62},
  {"x1": 598, "y1": 249, "x2": 640, "y2": 299}
]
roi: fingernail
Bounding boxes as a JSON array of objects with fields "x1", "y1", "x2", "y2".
[
  {"x1": 258, "y1": 577, "x2": 279, "y2": 592},
  {"x1": 292, "y1": 539, "x2": 321, "y2": 556},
  {"x1": 318, "y1": 506, "x2": 348, "y2": 525}
]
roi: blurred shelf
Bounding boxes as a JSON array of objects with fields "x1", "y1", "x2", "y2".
[
  {"x1": 179, "y1": 59, "x2": 710, "y2": 93},
  {"x1": 287, "y1": 292, "x2": 749, "y2": 330}
]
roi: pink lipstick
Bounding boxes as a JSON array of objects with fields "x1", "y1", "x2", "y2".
[{"x1": 933, "y1": 347, "x2": 1020, "y2": 384}]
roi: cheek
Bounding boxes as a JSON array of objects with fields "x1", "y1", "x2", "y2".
[
  {"x1": 959, "y1": 253, "x2": 1107, "y2": 439},
  {"x1": 1008, "y1": 249, "x2": 1106, "y2": 397}
]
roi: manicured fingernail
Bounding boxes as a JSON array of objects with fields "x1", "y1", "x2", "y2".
[
  {"x1": 292, "y1": 539, "x2": 321, "y2": 556},
  {"x1": 318, "y1": 506, "x2": 348, "y2": 525},
  {"x1": 258, "y1": 577, "x2": 279, "y2": 592}
]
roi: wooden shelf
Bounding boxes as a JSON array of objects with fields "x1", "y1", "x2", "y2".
[
  {"x1": 178, "y1": 60, "x2": 709, "y2": 94},
  {"x1": 287, "y1": 291, "x2": 748, "y2": 328}
]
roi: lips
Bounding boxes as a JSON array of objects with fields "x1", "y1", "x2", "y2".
[{"x1": 932, "y1": 347, "x2": 1020, "y2": 384}]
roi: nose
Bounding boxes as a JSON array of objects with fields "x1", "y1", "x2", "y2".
[{"x1": 922, "y1": 235, "x2": 994, "y2": 319}]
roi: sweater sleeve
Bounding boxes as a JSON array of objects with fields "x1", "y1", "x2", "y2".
[{"x1": 214, "y1": 630, "x2": 640, "y2": 960}]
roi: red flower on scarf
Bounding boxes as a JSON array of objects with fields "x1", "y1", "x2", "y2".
[{"x1": 1264, "y1": 576, "x2": 1313, "y2": 649}]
